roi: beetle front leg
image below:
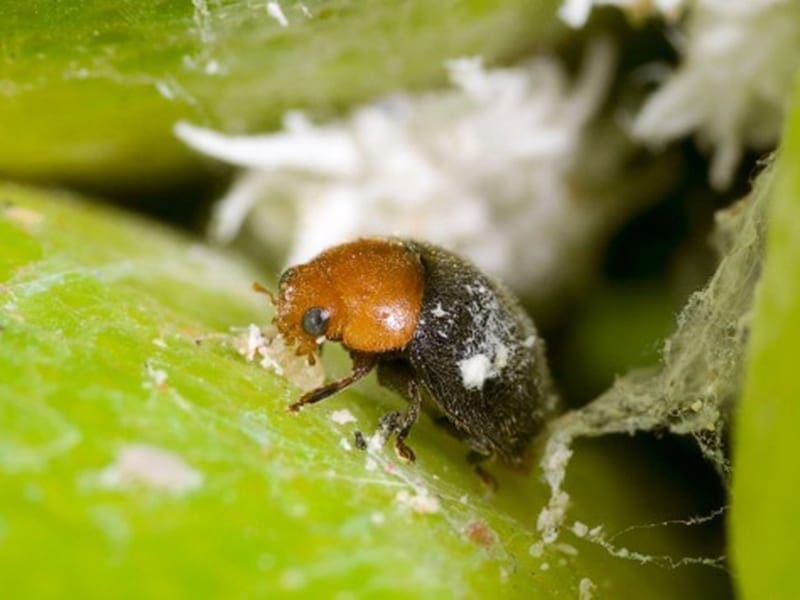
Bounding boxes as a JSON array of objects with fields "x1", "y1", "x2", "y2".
[{"x1": 288, "y1": 353, "x2": 376, "y2": 412}]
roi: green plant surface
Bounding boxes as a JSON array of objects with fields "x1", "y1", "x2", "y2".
[
  {"x1": 731, "y1": 79, "x2": 800, "y2": 598},
  {"x1": 0, "y1": 182, "x2": 729, "y2": 597},
  {"x1": 0, "y1": 0, "x2": 561, "y2": 192}
]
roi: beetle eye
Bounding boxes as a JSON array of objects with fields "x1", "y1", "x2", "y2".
[{"x1": 301, "y1": 307, "x2": 330, "y2": 337}]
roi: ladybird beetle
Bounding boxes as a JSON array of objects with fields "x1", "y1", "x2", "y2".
[{"x1": 268, "y1": 238, "x2": 558, "y2": 470}]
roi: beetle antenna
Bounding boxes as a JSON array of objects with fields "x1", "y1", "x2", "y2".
[{"x1": 252, "y1": 281, "x2": 276, "y2": 305}]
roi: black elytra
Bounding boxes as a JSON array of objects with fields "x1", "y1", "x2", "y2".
[{"x1": 384, "y1": 241, "x2": 557, "y2": 466}]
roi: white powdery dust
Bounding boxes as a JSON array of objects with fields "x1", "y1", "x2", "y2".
[
  {"x1": 579, "y1": 577, "x2": 596, "y2": 600},
  {"x1": 395, "y1": 489, "x2": 441, "y2": 515},
  {"x1": 239, "y1": 324, "x2": 266, "y2": 361},
  {"x1": 145, "y1": 362, "x2": 168, "y2": 387},
  {"x1": 175, "y1": 40, "x2": 618, "y2": 301},
  {"x1": 98, "y1": 444, "x2": 203, "y2": 495},
  {"x1": 367, "y1": 431, "x2": 384, "y2": 453},
  {"x1": 232, "y1": 324, "x2": 325, "y2": 392},
  {"x1": 555, "y1": 542, "x2": 579, "y2": 556},
  {"x1": 633, "y1": 0, "x2": 800, "y2": 189},
  {"x1": 572, "y1": 521, "x2": 589, "y2": 538}
]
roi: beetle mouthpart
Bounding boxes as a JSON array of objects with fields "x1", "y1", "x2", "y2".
[{"x1": 284, "y1": 336, "x2": 319, "y2": 367}]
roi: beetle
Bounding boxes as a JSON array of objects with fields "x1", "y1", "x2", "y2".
[{"x1": 267, "y1": 238, "x2": 558, "y2": 470}]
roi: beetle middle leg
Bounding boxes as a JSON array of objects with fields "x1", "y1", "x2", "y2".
[
  {"x1": 378, "y1": 380, "x2": 422, "y2": 462},
  {"x1": 377, "y1": 360, "x2": 422, "y2": 463}
]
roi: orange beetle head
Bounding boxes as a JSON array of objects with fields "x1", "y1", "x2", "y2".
[{"x1": 274, "y1": 263, "x2": 344, "y2": 363}]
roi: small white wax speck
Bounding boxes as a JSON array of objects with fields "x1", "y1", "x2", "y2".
[
  {"x1": 367, "y1": 432, "x2": 384, "y2": 453},
  {"x1": 572, "y1": 521, "x2": 589, "y2": 538},
  {"x1": 330, "y1": 409, "x2": 357, "y2": 425},
  {"x1": 146, "y1": 364, "x2": 168, "y2": 387},
  {"x1": 579, "y1": 577, "x2": 596, "y2": 600},
  {"x1": 98, "y1": 444, "x2": 203, "y2": 495},
  {"x1": 555, "y1": 542, "x2": 578, "y2": 556},
  {"x1": 339, "y1": 438, "x2": 353, "y2": 451},
  {"x1": 529, "y1": 542, "x2": 544, "y2": 558},
  {"x1": 266, "y1": 1, "x2": 289, "y2": 26},
  {"x1": 539, "y1": 562, "x2": 550, "y2": 571},
  {"x1": 431, "y1": 303, "x2": 448, "y2": 318},
  {"x1": 239, "y1": 324, "x2": 266, "y2": 361},
  {"x1": 257, "y1": 347, "x2": 285, "y2": 376},
  {"x1": 155, "y1": 81, "x2": 175, "y2": 99},
  {"x1": 494, "y1": 344, "x2": 509, "y2": 369},
  {"x1": 523, "y1": 335, "x2": 537, "y2": 348}
]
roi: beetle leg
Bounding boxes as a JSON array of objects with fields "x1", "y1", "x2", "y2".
[
  {"x1": 288, "y1": 353, "x2": 375, "y2": 412},
  {"x1": 378, "y1": 378, "x2": 422, "y2": 463},
  {"x1": 395, "y1": 380, "x2": 423, "y2": 463}
]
